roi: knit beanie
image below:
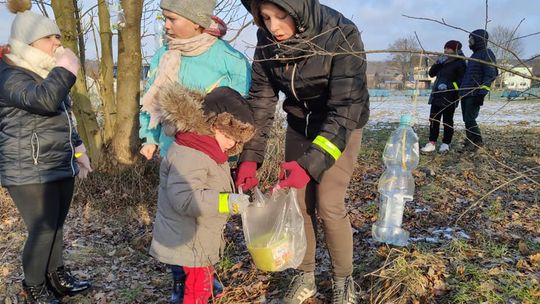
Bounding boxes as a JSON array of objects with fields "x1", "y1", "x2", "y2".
[
  {"x1": 8, "y1": 0, "x2": 61, "y2": 45},
  {"x1": 444, "y1": 40, "x2": 462, "y2": 52},
  {"x1": 160, "y1": 0, "x2": 216, "y2": 28}
]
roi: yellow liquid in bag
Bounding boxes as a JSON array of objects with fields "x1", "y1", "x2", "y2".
[{"x1": 247, "y1": 233, "x2": 291, "y2": 272}]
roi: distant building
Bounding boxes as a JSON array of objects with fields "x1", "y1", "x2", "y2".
[
  {"x1": 412, "y1": 66, "x2": 435, "y2": 90},
  {"x1": 501, "y1": 66, "x2": 533, "y2": 90}
]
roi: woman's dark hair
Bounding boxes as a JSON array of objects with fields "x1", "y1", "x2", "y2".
[
  {"x1": 250, "y1": 0, "x2": 269, "y2": 28},
  {"x1": 250, "y1": 0, "x2": 291, "y2": 28}
]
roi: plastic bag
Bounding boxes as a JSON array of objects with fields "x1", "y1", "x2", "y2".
[{"x1": 242, "y1": 188, "x2": 306, "y2": 272}]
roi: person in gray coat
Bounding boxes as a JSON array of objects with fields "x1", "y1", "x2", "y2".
[
  {"x1": 0, "y1": 1, "x2": 91, "y2": 303},
  {"x1": 149, "y1": 85, "x2": 255, "y2": 303}
]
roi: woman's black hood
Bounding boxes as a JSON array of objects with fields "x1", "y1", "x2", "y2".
[
  {"x1": 469, "y1": 29, "x2": 489, "y2": 52},
  {"x1": 241, "y1": 0, "x2": 324, "y2": 38}
]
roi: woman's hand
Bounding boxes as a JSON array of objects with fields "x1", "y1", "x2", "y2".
[
  {"x1": 234, "y1": 161, "x2": 258, "y2": 191},
  {"x1": 276, "y1": 161, "x2": 310, "y2": 189}
]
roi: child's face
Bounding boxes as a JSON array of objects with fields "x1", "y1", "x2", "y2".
[
  {"x1": 163, "y1": 10, "x2": 202, "y2": 39},
  {"x1": 31, "y1": 34, "x2": 62, "y2": 57},
  {"x1": 214, "y1": 129, "x2": 236, "y2": 153}
]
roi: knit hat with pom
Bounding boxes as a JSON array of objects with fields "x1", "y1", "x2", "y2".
[{"x1": 8, "y1": 0, "x2": 61, "y2": 44}]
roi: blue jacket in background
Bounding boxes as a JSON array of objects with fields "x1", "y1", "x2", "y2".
[
  {"x1": 460, "y1": 29, "x2": 498, "y2": 99},
  {"x1": 139, "y1": 39, "x2": 251, "y2": 156}
]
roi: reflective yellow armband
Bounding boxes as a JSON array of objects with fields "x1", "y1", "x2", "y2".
[
  {"x1": 312, "y1": 135, "x2": 342, "y2": 160},
  {"x1": 218, "y1": 193, "x2": 229, "y2": 214}
]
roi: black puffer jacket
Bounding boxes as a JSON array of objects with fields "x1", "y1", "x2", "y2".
[
  {"x1": 460, "y1": 29, "x2": 498, "y2": 99},
  {"x1": 240, "y1": 0, "x2": 370, "y2": 181},
  {"x1": 0, "y1": 59, "x2": 81, "y2": 187},
  {"x1": 428, "y1": 55, "x2": 466, "y2": 107}
]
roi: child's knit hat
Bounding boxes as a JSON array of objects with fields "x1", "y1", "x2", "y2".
[
  {"x1": 160, "y1": 0, "x2": 216, "y2": 28},
  {"x1": 8, "y1": 0, "x2": 61, "y2": 45}
]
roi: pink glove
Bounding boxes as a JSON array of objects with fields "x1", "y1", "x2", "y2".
[
  {"x1": 234, "y1": 161, "x2": 258, "y2": 191},
  {"x1": 55, "y1": 47, "x2": 80, "y2": 76},
  {"x1": 277, "y1": 161, "x2": 310, "y2": 189},
  {"x1": 75, "y1": 144, "x2": 93, "y2": 179}
]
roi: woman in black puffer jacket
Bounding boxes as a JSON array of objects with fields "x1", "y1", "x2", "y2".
[
  {"x1": 0, "y1": 1, "x2": 91, "y2": 302},
  {"x1": 236, "y1": 1, "x2": 369, "y2": 303},
  {"x1": 421, "y1": 40, "x2": 466, "y2": 154}
]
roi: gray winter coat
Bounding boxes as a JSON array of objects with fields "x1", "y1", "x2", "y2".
[
  {"x1": 149, "y1": 144, "x2": 233, "y2": 267},
  {"x1": 149, "y1": 84, "x2": 255, "y2": 267},
  {"x1": 0, "y1": 60, "x2": 81, "y2": 187}
]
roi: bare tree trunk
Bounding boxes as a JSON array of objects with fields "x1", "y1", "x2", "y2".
[
  {"x1": 73, "y1": 0, "x2": 86, "y2": 75},
  {"x1": 112, "y1": 0, "x2": 143, "y2": 165},
  {"x1": 51, "y1": 0, "x2": 103, "y2": 166},
  {"x1": 97, "y1": 0, "x2": 117, "y2": 142}
]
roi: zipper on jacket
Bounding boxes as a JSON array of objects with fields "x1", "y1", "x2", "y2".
[
  {"x1": 31, "y1": 132, "x2": 40, "y2": 165},
  {"x1": 63, "y1": 103, "x2": 76, "y2": 176},
  {"x1": 290, "y1": 63, "x2": 312, "y2": 137},
  {"x1": 290, "y1": 63, "x2": 299, "y2": 102}
]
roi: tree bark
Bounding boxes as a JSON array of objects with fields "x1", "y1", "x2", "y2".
[
  {"x1": 51, "y1": 0, "x2": 103, "y2": 166},
  {"x1": 112, "y1": 0, "x2": 143, "y2": 165},
  {"x1": 97, "y1": 0, "x2": 117, "y2": 142}
]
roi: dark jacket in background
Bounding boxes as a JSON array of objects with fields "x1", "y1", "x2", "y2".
[
  {"x1": 460, "y1": 29, "x2": 498, "y2": 101},
  {"x1": 429, "y1": 54, "x2": 466, "y2": 108},
  {"x1": 0, "y1": 60, "x2": 81, "y2": 186},
  {"x1": 240, "y1": 0, "x2": 370, "y2": 181}
]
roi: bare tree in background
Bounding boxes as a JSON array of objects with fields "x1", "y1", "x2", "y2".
[
  {"x1": 51, "y1": 0, "x2": 104, "y2": 165},
  {"x1": 387, "y1": 35, "x2": 421, "y2": 89},
  {"x1": 112, "y1": 0, "x2": 143, "y2": 165},
  {"x1": 489, "y1": 25, "x2": 525, "y2": 88},
  {"x1": 97, "y1": 0, "x2": 116, "y2": 142}
]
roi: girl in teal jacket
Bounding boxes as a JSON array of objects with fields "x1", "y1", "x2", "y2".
[
  {"x1": 139, "y1": 0, "x2": 250, "y2": 159},
  {"x1": 139, "y1": 1, "x2": 250, "y2": 302}
]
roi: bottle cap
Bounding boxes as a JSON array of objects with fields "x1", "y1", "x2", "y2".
[{"x1": 399, "y1": 114, "x2": 413, "y2": 126}]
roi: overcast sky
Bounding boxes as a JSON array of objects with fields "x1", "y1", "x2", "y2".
[{"x1": 1, "y1": 0, "x2": 539, "y2": 61}]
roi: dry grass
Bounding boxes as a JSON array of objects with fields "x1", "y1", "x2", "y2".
[{"x1": 365, "y1": 247, "x2": 447, "y2": 304}]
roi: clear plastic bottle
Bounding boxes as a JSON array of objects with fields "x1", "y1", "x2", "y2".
[{"x1": 372, "y1": 114, "x2": 419, "y2": 246}]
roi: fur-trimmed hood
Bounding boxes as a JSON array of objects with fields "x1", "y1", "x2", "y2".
[{"x1": 159, "y1": 83, "x2": 256, "y2": 156}]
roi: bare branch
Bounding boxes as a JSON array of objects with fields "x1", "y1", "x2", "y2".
[{"x1": 402, "y1": 14, "x2": 531, "y2": 71}]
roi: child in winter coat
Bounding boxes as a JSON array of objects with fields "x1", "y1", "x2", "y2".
[
  {"x1": 421, "y1": 40, "x2": 466, "y2": 154},
  {"x1": 149, "y1": 85, "x2": 255, "y2": 303},
  {"x1": 0, "y1": 1, "x2": 91, "y2": 302}
]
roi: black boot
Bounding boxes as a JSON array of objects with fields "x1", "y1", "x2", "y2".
[
  {"x1": 22, "y1": 281, "x2": 61, "y2": 304},
  {"x1": 46, "y1": 266, "x2": 91, "y2": 297}
]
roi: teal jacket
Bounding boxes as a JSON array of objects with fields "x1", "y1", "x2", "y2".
[{"x1": 139, "y1": 39, "x2": 251, "y2": 156}]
